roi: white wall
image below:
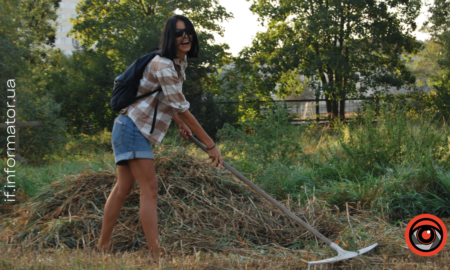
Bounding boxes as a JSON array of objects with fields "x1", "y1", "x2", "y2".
[{"x1": 54, "y1": 0, "x2": 82, "y2": 55}]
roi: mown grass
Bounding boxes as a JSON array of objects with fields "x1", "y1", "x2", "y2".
[{"x1": 0, "y1": 242, "x2": 449, "y2": 269}]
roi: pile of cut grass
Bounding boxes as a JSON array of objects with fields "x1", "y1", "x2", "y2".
[
  {"x1": 2, "y1": 146, "x2": 449, "y2": 268},
  {"x1": 3, "y1": 146, "x2": 311, "y2": 253}
]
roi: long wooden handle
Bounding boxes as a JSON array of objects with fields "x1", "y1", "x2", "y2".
[{"x1": 187, "y1": 135, "x2": 333, "y2": 245}]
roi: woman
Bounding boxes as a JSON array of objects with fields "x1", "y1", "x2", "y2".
[{"x1": 96, "y1": 15, "x2": 223, "y2": 264}]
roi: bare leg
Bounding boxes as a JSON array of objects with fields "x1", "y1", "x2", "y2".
[
  {"x1": 128, "y1": 158, "x2": 161, "y2": 261},
  {"x1": 98, "y1": 165, "x2": 136, "y2": 251}
]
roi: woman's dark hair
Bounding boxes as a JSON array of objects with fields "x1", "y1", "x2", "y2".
[{"x1": 159, "y1": 15, "x2": 199, "y2": 59}]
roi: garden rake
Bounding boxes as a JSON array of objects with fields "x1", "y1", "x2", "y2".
[{"x1": 188, "y1": 135, "x2": 378, "y2": 269}]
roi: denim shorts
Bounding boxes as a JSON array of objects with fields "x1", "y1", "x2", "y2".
[{"x1": 111, "y1": 114, "x2": 154, "y2": 166}]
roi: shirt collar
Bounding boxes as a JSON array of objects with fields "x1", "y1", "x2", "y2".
[{"x1": 173, "y1": 55, "x2": 187, "y2": 66}]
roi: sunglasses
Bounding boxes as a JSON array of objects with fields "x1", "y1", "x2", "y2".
[{"x1": 175, "y1": 28, "x2": 192, "y2": 38}]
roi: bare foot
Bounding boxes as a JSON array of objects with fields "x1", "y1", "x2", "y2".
[
  {"x1": 148, "y1": 254, "x2": 166, "y2": 266},
  {"x1": 94, "y1": 244, "x2": 114, "y2": 255}
]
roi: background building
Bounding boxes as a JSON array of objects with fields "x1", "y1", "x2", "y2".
[{"x1": 54, "y1": 0, "x2": 82, "y2": 54}]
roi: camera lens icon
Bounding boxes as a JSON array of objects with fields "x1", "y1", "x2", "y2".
[
  {"x1": 412, "y1": 223, "x2": 440, "y2": 250},
  {"x1": 405, "y1": 214, "x2": 447, "y2": 256}
]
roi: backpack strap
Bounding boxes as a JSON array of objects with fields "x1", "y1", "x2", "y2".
[
  {"x1": 134, "y1": 87, "x2": 161, "y2": 101},
  {"x1": 133, "y1": 88, "x2": 162, "y2": 135},
  {"x1": 150, "y1": 91, "x2": 161, "y2": 134},
  {"x1": 132, "y1": 51, "x2": 163, "y2": 135}
]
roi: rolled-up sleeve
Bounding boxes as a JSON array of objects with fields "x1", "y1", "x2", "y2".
[{"x1": 155, "y1": 67, "x2": 190, "y2": 114}]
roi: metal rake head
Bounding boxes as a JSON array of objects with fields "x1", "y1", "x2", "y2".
[{"x1": 307, "y1": 243, "x2": 379, "y2": 269}]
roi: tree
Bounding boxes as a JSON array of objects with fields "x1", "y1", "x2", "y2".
[
  {"x1": 0, "y1": 0, "x2": 60, "y2": 104},
  {"x1": 425, "y1": 0, "x2": 450, "y2": 71},
  {"x1": 64, "y1": 0, "x2": 235, "y2": 136},
  {"x1": 421, "y1": 0, "x2": 450, "y2": 119},
  {"x1": 44, "y1": 50, "x2": 117, "y2": 133},
  {"x1": 224, "y1": 0, "x2": 422, "y2": 119},
  {"x1": 411, "y1": 40, "x2": 445, "y2": 88},
  {"x1": 54, "y1": 0, "x2": 238, "y2": 136},
  {"x1": 0, "y1": 0, "x2": 68, "y2": 162},
  {"x1": 424, "y1": 0, "x2": 450, "y2": 38}
]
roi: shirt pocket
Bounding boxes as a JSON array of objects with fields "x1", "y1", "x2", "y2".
[{"x1": 111, "y1": 119, "x2": 126, "y2": 146}]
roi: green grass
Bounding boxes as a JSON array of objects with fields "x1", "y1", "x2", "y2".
[
  {"x1": 0, "y1": 129, "x2": 118, "y2": 198},
  {"x1": 0, "y1": 150, "x2": 115, "y2": 198},
  {"x1": 217, "y1": 104, "x2": 450, "y2": 222},
  {"x1": 0, "y1": 122, "x2": 186, "y2": 198}
]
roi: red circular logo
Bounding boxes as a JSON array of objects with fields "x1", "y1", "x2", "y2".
[{"x1": 405, "y1": 214, "x2": 447, "y2": 256}]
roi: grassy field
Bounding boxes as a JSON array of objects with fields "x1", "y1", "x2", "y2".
[
  {"x1": 1, "y1": 105, "x2": 450, "y2": 269},
  {"x1": 218, "y1": 106, "x2": 450, "y2": 220}
]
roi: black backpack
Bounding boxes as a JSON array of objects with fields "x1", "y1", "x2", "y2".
[{"x1": 110, "y1": 50, "x2": 162, "y2": 134}]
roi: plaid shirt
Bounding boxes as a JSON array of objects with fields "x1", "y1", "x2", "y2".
[{"x1": 120, "y1": 55, "x2": 190, "y2": 145}]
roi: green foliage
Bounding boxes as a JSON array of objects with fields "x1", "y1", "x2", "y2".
[
  {"x1": 60, "y1": 129, "x2": 113, "y2": 158},
  {"x1": 315, "y1": 103, "x2": 450, "y2": 180},
  {"x1": 0, "y1": 52, "x2": 68, "y2": 163},
  {"x1": 429, "y1": 73, "x2": 450, "y2": 120},
  {"x1": 219, "y1": 105, "x2": 302, "y2": 167},
  {"x1": 188, "y1": 92, "x2": 240, "y2": 141},
  {"x1": 218, "y1": 61, "x2": 281, "y2": 122},
  {"x1": 423, "y1": 0, "x2": 450, "y2": 38},
  {"x1": 59, "y1": 0, "x2": 236, "y2": 136},
  {"x1": 44, "y1": 50, "x2": 116, "y2": 133},
  {"x1": 0, "y1": 0, "x2": 68, "y2": 163},
  {"x1": 320, "y1": 160, "x2": 450, "y2": 220},
  {"x1": 428, "y1": 31, "x2": 450, "y2": 120},
  {"x1": 223, "y1": 0, "x2": 422, "y2": 119},
  {"x1": 0, "y1": 0, "x2": 60, "y2": 110},
  {"x1": 0, "y1": 1, "x2": 27, "y2": 93},
  {"x1": 69, "y1": 0, "x2": 232, "y2": 90},
  {"x1": 320, "y1": 174, "x2": 388, "y2": 211},
  {"x1": 17, "y1": 93, "x2": 68, "y2": 163},
  {"x1": 387, "y1": 161, "x2": 450, "y2": 220},
  {"x1": 218, "y1": 106, "x2": 303, "y2": 198},
  {"x1": 216, "y1": 101, "x2": 450, "y2": 221},
  {"x1": 411, "y1": 40, "x2": 445, "y2": 88},
  {"x1": 417, "y1": 1, "x2": 450, "y2": 120},
  {"x1": 310, "y1": 106, "x2": 450, "y2": 220},
  {"x1": 70, "y1": 0, "x2": 232, "y2": 67}
]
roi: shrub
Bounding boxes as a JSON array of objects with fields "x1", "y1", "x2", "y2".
[
  {"x1": 0, "y1": 88, "x2": 68, "y2": 164},
  {"x1": 311, "y1": 103, "x2": 450, "y2": 181},
  {"x1": 218, "y1": 105, "x2": 304, "y2": 199}
]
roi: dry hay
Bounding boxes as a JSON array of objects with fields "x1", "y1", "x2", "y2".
[
  {"x1": 3, "y1": 146, "x2": 311, "y2": 252},
  {"x1": 2, "y1": 146, "x2": 449, "y2": 268}
]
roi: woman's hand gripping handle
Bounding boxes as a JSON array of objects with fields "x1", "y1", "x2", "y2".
[{"x1": 187, "y1": 134, "x2": 223, "y2": 168}]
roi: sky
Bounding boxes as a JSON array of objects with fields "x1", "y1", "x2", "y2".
[{"x1": 214, "y1": 0, "x2": 432, "y2": 57}]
